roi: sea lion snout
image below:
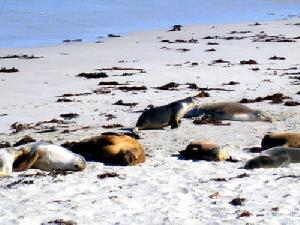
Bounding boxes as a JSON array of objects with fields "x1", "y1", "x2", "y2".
[{"x1": 74, "y1": 155, "x2": 86, "y2": 171}]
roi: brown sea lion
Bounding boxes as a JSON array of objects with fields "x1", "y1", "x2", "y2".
[
  {"x1": 0, "y1": 142, "x2": 86, "y2": 177},
  {"x1": 244, "y1": 147, "x2": 300, "y2": 169},
  {"x1": 179, "y1": 140, "x2": 229, "y2": 161},
  {"x1": 63, "y1": 132, "x2": 145, "y2": 166},
  {"x1": 261, "y1": 132, "x2": 300, "y2": 150},
  {"x1": 185, "y1": 102, "x2": 272, "y2": 122},
  {"x1": 135, "y1": 96, "x2": 199, "y2": 130}
]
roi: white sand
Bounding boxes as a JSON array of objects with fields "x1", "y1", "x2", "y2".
[{"x1": 0, "y1": 18, "x2": 300, "y2": 225}]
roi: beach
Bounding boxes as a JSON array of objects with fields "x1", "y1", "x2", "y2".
[{"x1": 0, "y1": 17, "x2": 300, "y2": 224}]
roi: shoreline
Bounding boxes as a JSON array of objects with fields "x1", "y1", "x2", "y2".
[
  {"x1": 1, "y1": 15, "x2": 300, "y2": 50},
  {"x1": 0, "y1": 17, "x2": 300, "y2": 225}
]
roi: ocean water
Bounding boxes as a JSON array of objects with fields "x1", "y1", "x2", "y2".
[{"x1": 1, "y1": 0, "x2": 300, "y2": 48}]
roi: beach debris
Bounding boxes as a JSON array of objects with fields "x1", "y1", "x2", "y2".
[
  {"x1": 209, "y1": 192, "x2": 220, "y2": 199},
  {"x1": 102, "y1": 124, "x2": 124, "y2": 129},
  {"x1": 0, "y1": 113, "x2": 7, "y2": 117},
  {"x1": 57, "y1": 98, "x2": 74, "y2": 103},
  {"x1": 10, "y1": 122, "x2": 31, "y2": 133},
  {"x1": 57, "y1": 92, "x2": 91, "y2": 97},
  {"x1": 96, "y1": 66, "x2": 146, "y2": 73},
  {"x1": 0, "y1": 54, "x2": 43, "y2": 59},
  {"x1": 229, "y1": 30, "x2": 252, "y2": 34},
  {"x1": 222, "y1": 81, "x2": 240, "y2": 86},
  {"x1": 41, "y1": 219, "x2": 77, "y2": 225},
  {"x1": 60, "y1": 113, "x2": 79, "y2": 120},
  {"x1": 108, "y1": 34, "x2": 121, "y2": 38},
  {"x1": 237, "y1": 210, "x2": 252, "y2": 218},
  {"x1": 207, "y1": 42, "x2": 219, "y2": 45},
  {"x1": 97, "y1": 172, "x2": 119, "y2": 179},
  {"x1": 209, "y1": 59, "x2": 231, "y2": 66},
  {"x1": 229, "y1": 197, "x2": 246, "y2": 206},
  {"x1": 76, "y1": 72, "x2": 108, "y2": 79},
  {"x1": 93, "y1": 88, "x2": 111, "y2": 94},
  {"x1": 253, "y1": 33, "x2": 295, "y2": 42},
  {"x1": 205, "y1": 48, "x2": 216, "y2": 52},
  {"x1": 113, "y1": 100, "x2": 138, "y2": 107},
  {"x1": 169, "y1": 25, "x2": 182, "y2": 31},
  {"x1": 13, "y1": 135, "x2": 36, "y2": 147},
  {"x1": 161, "y1": 39, "x2": 198, "y2": 43},
  {"x1": 118, "y1": 85, "x2": 147, "y2": 92},
  {"x1": 284, "y1": 101, "x2": 300, "y2": 106},
  {"x1": 269, "y1": 55, "x2": 286, "y2": 60},
  {"x1": 250, "y1": 22, "x2": 261, "y2": 26},
  {"x1": 240, "y1": 59, "x2": 257, "y2": 65},
  {"x1": 99, "y1": 81, "x2": 122, "y2": 86},
  {"x1": 5, "y1": 179, "x2": 34, "y2": 189},
  {"x1": 0, "y1": 141, "x2": 11, "y2": 148},
  {"x1": 0, "y1": 67, "x2": 19, "y2": 73},
  {"x1": 176, "y1": 48, "x2": 190, "y2": 52},
  {"x1": 63, "y1": 39, "x2": 82, "y2": 43},
  {"x1": 239, "y1": 93, "x2": 291, "y2": 104},
  {"x1": 155, "y1": 82, "x2": 180, "y2": 90}
]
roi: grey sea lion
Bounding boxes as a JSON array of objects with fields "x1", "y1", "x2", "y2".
[
  {"x1": 135, "y1": 96, "x2": 199, "y2": 130},
  {"x1": 179, "y1": 140, "x2": 229, "y2": 161},
  {"x1": 244, "y1": 147, "x2": 300, "y2": 169},
  {"x1": 261, "y1": 132, "x2": 300, "y2": 150},
  {"x1": 184, "y1": 102, "x2": 272, "y2": 122},
  {"x1": 0, "y1": 142, "x2": 86, "y2": 177}
]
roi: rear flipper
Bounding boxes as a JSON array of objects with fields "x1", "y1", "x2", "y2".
[{"x1": 13, "y1": 148, "x2": 39, "y2": 172}]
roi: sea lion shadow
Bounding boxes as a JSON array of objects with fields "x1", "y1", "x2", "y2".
[{"x1": 171, "y1": 153, "x2": 240, "y2": 163}]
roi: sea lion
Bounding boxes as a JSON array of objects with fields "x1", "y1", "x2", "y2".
[
  {"x1": 62, "y1": 132, "x2": 145, "y2": 166},
  {"x1": 184, "y1": 102, "x2": 272, "y2": 122},
  {"x1": 244, "y1": 147, "x2": 300, "y2": 169},
  {"x1": 179, "y1": 140, "x2": 229, "y2": 161},
  {"x1": 0, "y1": 142, "x2": 86, "y2": 177},
  {"x1": 261, "y1": 132, "x2": 300, "y2": 150},
  {"x1": 135, "y1": 96, "x2": 199, "y2": 130}
]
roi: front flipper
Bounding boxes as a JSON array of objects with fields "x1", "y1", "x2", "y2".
[{"x1": 13, "y1": 148, "x2": 39, "y2": 172}]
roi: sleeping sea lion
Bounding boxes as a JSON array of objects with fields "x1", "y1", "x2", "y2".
[
  {"x1": 184, "y1": 102, "x2": 272, "y2": 122},
  {"x1": 62, "y1": 132, "x2": 145, "y2": 166},
  {"x1": 244, "y1": 147, "x2": 300, "y2": 169},
  {"x1": 0, "y1": 142, "x2": 86, "y2": 177},
  {"x1": 261, "y1": 132, "x2": 300, "y2": 150},
  {"x1": 179, "y1": 140, "x2": 229, "y2": 161}
]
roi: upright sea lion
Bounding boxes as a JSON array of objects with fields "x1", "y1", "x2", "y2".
[
  {"x1": 244, "y1": 147, "x2": 300, "y2": 169},
  {"x1": 261, "y1": 132, "x2": 300, "y2": 150},
  {"x1": 62, "y1": 132, "x2": 145, "y2": 166},
  {"x1": 135, "y1": 96, "x2": 199, "y2": 130},
  {"x1": 0, "y1": 142, "x2": 86, "y2": 177},
  {"x1": 184, "y1": 102, "x2": 272, "y2": 122},
  {"x1": 179, "y1": 140, "x2": 229, "y2": 161}
]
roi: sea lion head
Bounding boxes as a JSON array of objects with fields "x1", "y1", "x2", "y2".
[
  {"x1": 253, "y1": 110, "x2": 272, "y2": 122},
  {"x1": 244, "y1": 155, "x2": 274, "y2": 169},
  {"x1": 0, "y1": 148, "x2": 14, "y2": 176},
  {"x1": 216, "y1": 148, "x2": 230, "y2": 161},
  {"x1": 72, "y1": 154, "x2": 86, "y2": 171}
]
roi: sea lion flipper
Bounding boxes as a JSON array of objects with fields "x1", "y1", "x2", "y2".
[{"x1": 13, "y1": 148, "x2": 40, "y2": 172}]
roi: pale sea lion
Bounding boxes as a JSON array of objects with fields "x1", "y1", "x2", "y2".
[
  {"x1": 261, "y1": 132, "x2": 300, "y2": 150},
  {"x1": 0, "y1": 142, "x2": 86, "y2": 177},
  {"x1": 135, "y1": 96, "x2": 199, "y2": 130},
  {"x1": 179, "y1": 140, "x2": 229, "y2": 161},
  {"x1": 63, "y1": 132, "x2": 145, "y2": 166},
  {"x1": 184, "y1": 102, "x2": 272, "y2": 122},
  {"x1": 244, "y1": 147, "x2": 300, "y2": 169}
]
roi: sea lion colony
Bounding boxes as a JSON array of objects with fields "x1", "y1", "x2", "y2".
[{"x1": 0, "y1": 97, "x2": 299, "y2": 176}]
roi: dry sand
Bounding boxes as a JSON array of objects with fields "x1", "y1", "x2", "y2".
[{"x1": 0, "y1": 17, "x2": 300, "y2": 225}]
